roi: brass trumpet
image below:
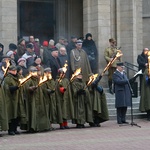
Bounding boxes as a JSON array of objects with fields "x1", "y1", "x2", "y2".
[{"x1": 102, "y1": 49, "x2": 123, "y2": 76}]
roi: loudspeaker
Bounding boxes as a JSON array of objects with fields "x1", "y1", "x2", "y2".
[{"x1": 131, "y1": 82, "x2": 138, "y2": 98}]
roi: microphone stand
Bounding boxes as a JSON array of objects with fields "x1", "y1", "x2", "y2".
[{"x1": 127, "y1": 78, "x2": 141, "y2": 128}]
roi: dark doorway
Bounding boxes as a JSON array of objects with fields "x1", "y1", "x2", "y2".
[{"x1": 19, "y1": 1, "x2": 55, "y2": 43}]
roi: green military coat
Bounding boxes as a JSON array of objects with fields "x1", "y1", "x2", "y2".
[
  {"x1": 89, "y1": 86, "x2": 109, "y2": 123},
  {"x1": 70, "y1": 49, "x2": 92, "y2": 82},
  {"x1": 55, "y1": 77, "x2": 74, "y2": 121},
  {"x1": 41, "y1": 79, "x2": 58, "y2": 123},
  {"x1": 25, "y1": 76, "x2": 50, "y2": 131},
  {"x1": 3, "y1": 73, "x2": 20, "y2": 122},
  {"x1": 139, "y1": 68, "x2": 150, "y2": 112},
  {"x1": 71, "y1": 78, "x2": 93, "y2": 125},
  {"x1": 104, "y1": 47, "x2": 121, "y2": 67},
  {"x1": 0, "y1": 86, "x2": 8, "y2": 131}
]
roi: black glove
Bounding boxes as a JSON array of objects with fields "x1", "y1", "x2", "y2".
[
  {"x1": 47, "y1": 89, "x2": 55, "y2": 94},
  {"x1": 77, "y1": 89, "x2": 86, "y2": 95},
  {"x1": 9, "y1": 86, "x2": 19, "y2": 93},
  {"x1": 96, "y1": 85, "x2": 103, "y2": 94}
]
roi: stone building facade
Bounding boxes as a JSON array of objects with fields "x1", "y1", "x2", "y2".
[{"x1": 0, "y1": 0, "x2": 148, "y2": 81}]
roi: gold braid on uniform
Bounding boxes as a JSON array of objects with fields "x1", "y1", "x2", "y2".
[{"x1": 72, "y1": 50, "x2": 81, "y2": 61}]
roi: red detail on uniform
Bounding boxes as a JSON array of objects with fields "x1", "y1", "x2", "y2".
[{"x1": 59, "y1": 87, "x2": 65, "y2": 94}]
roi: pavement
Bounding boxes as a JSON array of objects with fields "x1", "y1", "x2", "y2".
[{"x1": 0, "y1": 118, "x2": 150, "y2": 150}]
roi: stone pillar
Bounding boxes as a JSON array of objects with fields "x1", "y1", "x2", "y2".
[
  {"x1": 0, "y1": 0, "x2": 17, "y2": 52},
  {"x1": 116, "y1": 0, "x2": 143, "y2": 65},
  {"x1": 143, "y1": 0, "x2": 150, "y2": 48},
  {"x1": 83, "y1": 0, "x2": 111, "y2": 71},
  {"x1": 83, "y1": 0, "x2": 111, "y2": 86}
]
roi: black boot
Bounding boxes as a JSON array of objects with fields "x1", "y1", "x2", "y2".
[
  {"x1": 147, "y1": 111, "x2": 150, "y2": 121},
  {"x1": 108, "y1": 80, "x2": 114, "y2": 94}
]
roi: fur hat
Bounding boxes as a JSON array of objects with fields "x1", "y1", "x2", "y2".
[{"x1": 9, "y1": 43, "x2": 17, "y2": 51}]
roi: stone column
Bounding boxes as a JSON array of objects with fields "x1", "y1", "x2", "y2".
[
  {"x1": 83, "y1": 0, "x2": 111, "y2": 86},
  {"x1": 116, "y1": 0, "x2": 143, "y2": 65},
  {"x1": 0, "y1": 0, "x2": 17, "y2": 52},
  {"x1": 83, "y1": 0, "x2": 111, "y2": 69}
]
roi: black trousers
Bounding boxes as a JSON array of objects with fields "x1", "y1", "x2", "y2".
[
  {"x1": 116, "y1": 107, "x2": 127, "y2": 123},
  {"x1": 8, "y1": 118, "x2": 19, "y2": 133}
]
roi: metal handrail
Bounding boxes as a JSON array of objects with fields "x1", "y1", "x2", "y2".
[{"x1": 124, "y1": 61, "x2": 139, "y2": 78}]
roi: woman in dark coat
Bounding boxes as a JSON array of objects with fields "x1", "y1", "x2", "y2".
[
  {"x1": 0, "y1": 43, "x2": 4, "y2": 62},
  {"x1": 113, "y1": 62, "x2": 131, "y2": 124},
  {"x1": 82, "y1": 33, "x2": 98, "y2": 73}
]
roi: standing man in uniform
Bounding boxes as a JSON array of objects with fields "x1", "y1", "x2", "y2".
[
  {"x1": 104, "y1": 38, "x2": 122, "y2": 94},
  {"x1": 113, "y1": 62, "x2": 131, "y2": 124},
  {"x1": 70, "y1": 40, "x2": 92, "y2": 82}
]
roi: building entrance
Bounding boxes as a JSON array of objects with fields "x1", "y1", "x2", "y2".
[
  {"x1": 18, "y1": 0, "x2": 55, "y2": 43},
  {"x1": 18, "y1": 0, "x2": 83, "y2": 43}
]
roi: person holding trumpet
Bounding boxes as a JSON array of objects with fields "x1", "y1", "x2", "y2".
[{"x1": 104, "y1": 38, "x2": 122, "y2": 94}]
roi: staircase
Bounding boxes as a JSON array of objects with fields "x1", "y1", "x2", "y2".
[{"x1": 105, "y1": 88, "x2": 147, "y2": 120}]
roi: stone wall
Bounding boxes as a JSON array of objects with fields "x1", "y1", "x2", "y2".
[
  {"x1": 116, "y1": 0, "x2": 143, "y2": 66},
  {"x1": 83, "y1": 0, "x2": 111, "y2": 86},
  {"x1": 0, "y1": 0, "x2": 17, "y2": 52},
  {"x1": 143, "y1": 0, "x2": 150, "y2": 49}
]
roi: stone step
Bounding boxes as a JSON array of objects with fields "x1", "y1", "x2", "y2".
[
  {"x1": 104, "y1": 88, "x2": 146, "y2": 120},
  {"x1": 107, "y1": 102, "x2": 140, "y2": 109}
]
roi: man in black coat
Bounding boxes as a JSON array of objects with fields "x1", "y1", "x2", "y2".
[
  {"x1": 113, "y1": 62, "x2": 131, "y2": 124},
  {"x1": 46, "y1": 47, "x2": 61, "y2": 80},
  {"x1": 137, "y1": 48, "x2": 149, "y2": 92},
  {"x1": 137, "y1": 48, "x2": 148, "y2": 72}
]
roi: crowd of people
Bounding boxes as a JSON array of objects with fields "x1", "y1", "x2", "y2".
[
  {"x1": 1, "y1": 33, "x2": 150, "y2": 137},
  {"x1": 0, "y1": 34, "x2": 109, "y2": 137}
]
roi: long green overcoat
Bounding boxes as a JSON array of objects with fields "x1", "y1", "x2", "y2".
[
  {"x1": 41, "y1": 79, "x2": 58, "y2": 123},
  {"x1": 55, "y1": 77, "x2": 74, "y2": 121},
  {"x1": 3, "y1": 73, "x2": 20, "y2": 122},
  {"x1": 70, "y1": 49, "x2": 92, "y2": 82},
  {"x1": 139, "y1": 68, "x2": 150, "y2": 112},
  {"x1": 25, "y1": 76, "x2": 50, "y2": 131},
  {"x1": 71, "y1": 78, "x2": 93, "y2": 125},
  {"x1": 0, "y1": 86, "x2": 8, "y2": 131},
  {"x1": 89, "y1": 86, "x2": 109, "y2": 123}
]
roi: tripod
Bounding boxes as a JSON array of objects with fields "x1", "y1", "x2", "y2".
[{"x1": 127, "y1": 80, "x2": 141, "y2": 128}]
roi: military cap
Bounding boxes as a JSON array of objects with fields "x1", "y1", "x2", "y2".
[
  {"x1": 76, "y1": 39, "x2": 83, "y2": 44},
  {"x1": 9, "y1": 65, "x2": 17, "y2": 71},
  {"x1": 116, "y1": 62, "x2": 124, "y2": 67},
  {"x1": 109, "y1": 38, "x2": 116, "y2": 43},
  {"x1": 44, "y1": 67, "x2": 52, "y2": 72},
  {"x1": 29, "y1": 66, "x2": 38, "y2": 72}
]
